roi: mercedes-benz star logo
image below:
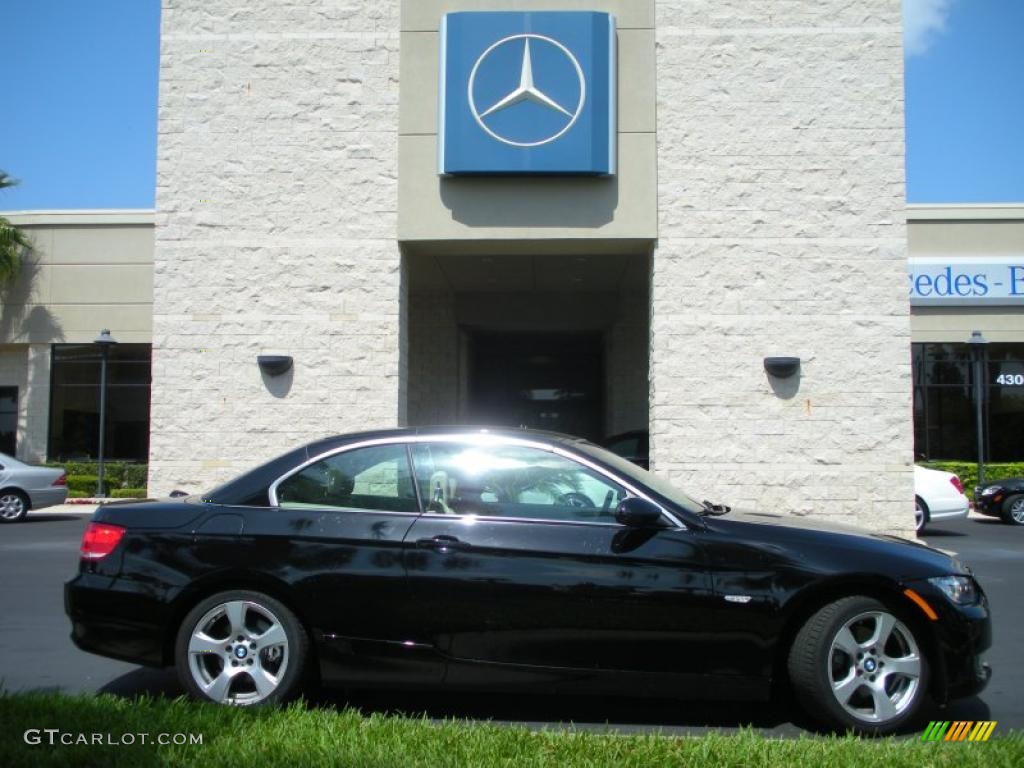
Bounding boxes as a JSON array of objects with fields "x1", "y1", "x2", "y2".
[{"x1": 468, "y1": 34, "x2": 586, "y2": 148}]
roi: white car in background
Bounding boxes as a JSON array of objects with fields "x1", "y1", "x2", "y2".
[
  {"x1": 0, "y1": 452, "x2": 68, "y2": 523},
  {"x1": 914, "y1": 465, "x2": 970, "y2": 534}
]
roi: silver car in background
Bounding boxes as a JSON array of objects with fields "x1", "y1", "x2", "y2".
[{"x1": 0, "y1": 453, "x2": 68, "y2": 523}]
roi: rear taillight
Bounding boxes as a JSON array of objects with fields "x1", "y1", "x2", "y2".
[
  {"x1": 951, "y1": 476, "x2": 965, "y2": 495},
  {"x1": 52, "y1": 473, "x2": 67, "y2": 487},
  {"x1": 80, "y1": 523, "x2": 126, "y2": 560}
]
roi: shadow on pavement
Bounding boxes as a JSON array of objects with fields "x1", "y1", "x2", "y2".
[
  {"x1": 98, "y1": 668, "x2": 183, "y2": 698},
  {"x1": 921, "y1": 527, "x2": 968, "y2": 538}
]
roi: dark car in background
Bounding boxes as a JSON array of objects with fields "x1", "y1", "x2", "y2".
[
  {"x1": 66, "y1": 428, "x2": 991, "y2": 734},
  {"x1": 975, "y1": 478, "x2": 1024, "y2": 525}
]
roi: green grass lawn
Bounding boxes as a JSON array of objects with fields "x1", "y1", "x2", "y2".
[{"x1": 1, "y1": 692, "x2": 1021, "y2": 767}]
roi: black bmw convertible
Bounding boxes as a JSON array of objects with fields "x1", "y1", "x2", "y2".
[{"x1": 66, "y1": 427, "x2": 991, "y2": 734}]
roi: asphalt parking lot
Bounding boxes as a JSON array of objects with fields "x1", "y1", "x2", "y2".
[{"x1": 0, "y1": 508, "x2": 1020, "y2": 735}]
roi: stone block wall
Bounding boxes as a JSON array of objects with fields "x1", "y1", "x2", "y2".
[
  {"x1": 151, "y1": 0, "x2": 403, "y2": 494},
  {"x1": 651, "y1": 0, "x2": 915, "y2": 532}
]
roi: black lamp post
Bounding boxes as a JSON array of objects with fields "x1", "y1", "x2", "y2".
[
  {"x1": 94, "y1": 329, "x2": 118, "y2": 498},
  {"x1": 967, "y1": 330, "x2": 989, "y2": 489}
]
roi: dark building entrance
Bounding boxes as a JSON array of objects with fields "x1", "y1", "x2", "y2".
[{"x1": 467, "y1": 332, "x2": 604, "y2": 441}]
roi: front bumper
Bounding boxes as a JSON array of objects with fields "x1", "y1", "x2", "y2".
[
  {"x1": 907, "y1": 579, "x2": 993, "y2": 702},
  {"x1": 973, "y1": 492, "x2": 1003, "y2": 517}
]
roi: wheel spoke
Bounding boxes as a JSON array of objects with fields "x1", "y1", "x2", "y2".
[
  {"x1": 882, "y1": 654, "x2": 921, "y2": 680},
  {"x1": 832, "y1": 626, "x2": 860, "y2": 657},
  {"x1": 832, "y1": 671, "x2": 862, "y2": 704},
  {"x1": 868, "y1": 612, "x2": 896, "y2": 649},
  {"x1": 255, "y1": 622, "x2": 286, "y2": 648},
  {"x1": 189, "y1": 631, "x2": 225, "y2": 656},
  {"x1": 202, "y1": 667, "x2": 239, "y2": 703},
  {"x1": 250, "y1": 666, "x2": 279, "y2": 699},
  {"x1": 870, "y1": 681, "x2": 898, "y2": 721},
  {"x1": 224, "y1": 601, "x2": 247, "y2": 636}
]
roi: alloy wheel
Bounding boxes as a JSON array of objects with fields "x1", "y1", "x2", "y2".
[
  {"x1": 1011, "y1": 497, "x2": 1024, "y2": 524},
  {"x1": 0, "y1": 493, "x2": 26, "y2": 521},
  {"x1": 187, "y1": 599, "x2": 289, "y2": 705},
  {"x1": 827, "y1": 610, "x2": 921, "y2": 724}
]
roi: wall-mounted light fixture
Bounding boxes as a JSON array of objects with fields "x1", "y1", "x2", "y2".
[
  {"x1": 764, "y1": 356, "x2": 800, "y2": 379},
  {"x1": 257, "y1": 355, "x2": 293, "y2": 377}
]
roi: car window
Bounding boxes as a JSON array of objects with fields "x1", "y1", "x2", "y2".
[
  {"x1": 605, "y1": 435, "x2": 639, "y2": 458},
  {"x1": 410, "y1": 442, "x2": 627, "y2": 523},
  {"x1": 276, "y1": 444, "x2": 419, "y2": 513}
]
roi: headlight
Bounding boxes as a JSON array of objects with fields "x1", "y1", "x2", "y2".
[
  {"x1": 928, "y1": 575, "x2": 978, "y2": 605},
  {"x1": 980, "y1": 486, "x2": 1000, "y2": 496}
]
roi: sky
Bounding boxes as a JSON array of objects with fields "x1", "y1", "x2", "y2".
[{"x1": 0, "y1": 0, "x2": 1021, "y2": 210}]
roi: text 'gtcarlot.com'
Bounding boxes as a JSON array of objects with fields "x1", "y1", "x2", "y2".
[{"x1": 24, "y1": 730, "x2": 203, "y2": 747}]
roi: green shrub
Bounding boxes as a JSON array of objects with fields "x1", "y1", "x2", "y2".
[
  {"x1": 65, "y1": 474, "x2": 100, "y2": 495},
  {"x1": 46, "y1": 461, "x2": 147, "y2": 494},
  {"x1": 111, "y1": 488, "x2": 147, "y2": 499},
  {"x1": 921, "y1": 461, "x2": 1024, "y2": 492}
]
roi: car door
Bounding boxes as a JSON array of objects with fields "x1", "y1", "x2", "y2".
[
  {"x1": 402, "y1": 438, "x2": 714, "y2": 683},
  {"x1": 261, "y1": 441, "x2": 441, "y2": 682}
]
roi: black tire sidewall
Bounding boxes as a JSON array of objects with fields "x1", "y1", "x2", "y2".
[
  {"x1": 914, "y1": 497, "x2": 929, "y2": 534},
  {"x1": 174, "y1": 589, "x2": 308, "y2": 706},
  {"x1": 0, "y1": 490, "x2": 29, "y2": 523},
  {"x1": 788, "y1": 596, "x2": 929, "y2": 735},
  {"x1": 1001, "y1": 494, "x2": 1024, "y2": 525}
]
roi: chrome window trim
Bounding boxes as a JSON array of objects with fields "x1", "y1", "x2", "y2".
[{"x1": 267, "y1": 433, "x2": 687, "y2": 529}]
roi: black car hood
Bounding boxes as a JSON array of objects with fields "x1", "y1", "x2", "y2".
[{"x1": 707, "y1": 509, "x2": 967, "y2": 581}]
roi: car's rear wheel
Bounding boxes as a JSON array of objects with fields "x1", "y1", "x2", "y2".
[
  {"x1": 788, "y1": 596, "x2": 928, "y2": 735},
  {"x1": 175, "y1": 590, "x2": 309, "y2": 706},
  {"x1": 914, "y1": 497, "x2": 929, "y2": 534},
  {"x1": 1001, "y1": 494, "x2": 1024, "y2": 526},
  {"x1": 0, "y1": 490, "x2": 29, "y2": 523}
]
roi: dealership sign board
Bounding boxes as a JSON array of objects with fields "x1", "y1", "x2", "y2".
[
  {"x1": 908, "y1": 257, "x2": 1024, "y2": 306},
  {"x1": 438, "y1": 11, "x2": 616, "y2": 176}
]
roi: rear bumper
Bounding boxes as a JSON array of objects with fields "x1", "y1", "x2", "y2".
[
  {"x1": 65, "y1": 573, "x2": 168, "y2": 667},
  {"x1": 29, "y1": 487, "x2": 68, "y2": 510}
]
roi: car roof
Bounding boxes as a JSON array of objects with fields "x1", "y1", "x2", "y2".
[{"x1": 301, "y1": 426, "x2": 590, "y2": 455}]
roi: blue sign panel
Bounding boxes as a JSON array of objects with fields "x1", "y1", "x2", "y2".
[{"x1": 439, "y1": 11, "x2": 616, "y2": 176}]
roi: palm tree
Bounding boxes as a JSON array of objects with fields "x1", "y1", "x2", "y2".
[{"x1": 0, "y1": 171, "x2": 31, "y2": 285}]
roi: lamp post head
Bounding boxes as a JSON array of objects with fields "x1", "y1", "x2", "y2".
[
  {"x1": 967, "y1": 330, "x2": 989, "y2": 347},
  {"x1": 94, "y1": 329, "x2": 118, "y2": 348}
]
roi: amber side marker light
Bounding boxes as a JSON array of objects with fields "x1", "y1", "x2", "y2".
[
  {"x1": 80, "y1": 523, "x2": 126, "y2": 560},
  {"x1": 904, "y1": 588, "x2": 939, "y2": 621}
]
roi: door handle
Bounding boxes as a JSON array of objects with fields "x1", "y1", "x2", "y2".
[{"x1": 416, "y1": 535, "x2": 470, "y2": 553}]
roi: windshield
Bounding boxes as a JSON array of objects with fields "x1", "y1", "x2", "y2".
[{"x1": 570, "y1": 441, "x2": 705, "y2": 516}]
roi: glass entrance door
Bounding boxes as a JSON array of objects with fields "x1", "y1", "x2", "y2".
[{"x1": 467, "y1": 332, "x2": 604, "y2": 441}]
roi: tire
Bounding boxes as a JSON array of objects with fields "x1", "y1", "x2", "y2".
[
  {"x1": 0, "y1": 490, "x2": 30, "y2": 523},
  {"x1": 1001, "y1": 494, "x2": 1024, "y2": 526},
  {"x1": 914, "y1": 497, "x2": 929, "y2": 535},
  {"x1": 175, "y1": 590, "x2": 309, "y2": 706},
  {"x1": 787, "y1": 596, "x2": 929, "y2": 735}
]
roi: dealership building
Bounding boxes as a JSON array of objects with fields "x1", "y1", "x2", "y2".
[{"x1": 2, "y1": 1, "x2": 1021, "y2": 533}]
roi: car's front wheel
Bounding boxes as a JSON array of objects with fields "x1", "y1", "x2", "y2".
[
  {"x1": 175, "y1": 590, "x2": 309, "y2": 706},
  {"x1": 788, "y1": 596, "x2": 928, "y2": 735},
  {"x1": 0, "y1": 490, "x2": 29, "y2": 523},
  {"x1": 1001, "y1": 494, "x2": 1024, "y2": 526}
]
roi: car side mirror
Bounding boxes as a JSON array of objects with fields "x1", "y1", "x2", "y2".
[{"x1": 615, "y1": 497, "x2": 664, "y2": 528}]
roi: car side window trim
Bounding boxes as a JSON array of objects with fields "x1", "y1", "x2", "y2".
[{"x1": 267, "y1": 435, "x2": 686, "y2": 529}]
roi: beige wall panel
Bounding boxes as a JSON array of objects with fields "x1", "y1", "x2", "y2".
[
  {"x1": 402, "y1": 0, "x2": 654, "y2": 32},
  {"x1": 399, "y1": 132, "x2": 657, "y2": 241},
  {"x1": 399, "y1": 32, "x2": 439, "y2": 135},
  {"x1": 908, "y1": 220, "x2": 1024, "y2": 256},
  {"x1": 47, "y1": 226, "x2": 154, "y2": 265},
  {"x1": 911, "y1": 309, "x2": 1024, "y2": 343},
  {"x1": 47, "y1": 265, "x2": 153, "y2": 305}
]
